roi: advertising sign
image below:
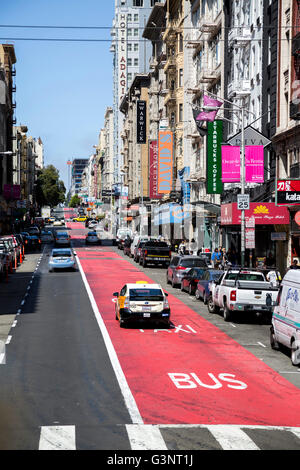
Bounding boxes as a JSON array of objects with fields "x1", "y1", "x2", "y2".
[
  {"x1": 246, "y1": 228, "x2": 255, "y2": 249},
  {"x1": 158, "y1": 130, "x2": 173, "y2": 194},
  {"x1": 221, "y1": 202, "x2": 290, "y2": 225},
  {"x1": 222, "y1": 146, "x2": 264, "y2": 183},
  {"x1": 207, "y1": 120, "x2": 223, "y2": 194},
  {"x1": 137, "y1": 100, "x2": 146, "y2": 144},
  {"x1": 118, "y1": 13, "x2": 127, "y2": 105},
  {"x1": 277, "y1": 180, "x2": 300, "y2": 205},
  {"x1": 149, "y1": 140, "x2": 162, "y2": 199}
]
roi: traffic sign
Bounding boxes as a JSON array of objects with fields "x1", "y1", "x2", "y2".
[{"x1": 237, "y1": 194, "x2": 250, "y2": 210}]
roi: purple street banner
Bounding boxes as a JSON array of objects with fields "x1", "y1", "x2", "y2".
[
  {"x1": 245, "y1": 145, "x2": 264, "y2": 183},
  {"x1": 222, "y1": 146, "x2": 240, "y2": 182},
  {"x1": 222, "y1": 145, "x2": 264, "y2": 183}
]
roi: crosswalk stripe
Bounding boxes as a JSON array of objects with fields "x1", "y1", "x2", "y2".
[
  {"x1": 126, "y1": 424, "x2": 168, "y2": 450},
  {"x1": 207, "y1": 425, "x2": 260, "y2": 450},
  {"x1": 39, "y1": 426, "x2": 76, "y2": 450}
]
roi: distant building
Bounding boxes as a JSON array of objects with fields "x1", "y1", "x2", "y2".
[{"x1": 71, "y1": 158, "x2": 89, "y2": 196}]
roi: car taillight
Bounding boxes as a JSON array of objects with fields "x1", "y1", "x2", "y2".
[
  {"x1": 230, "y1": 290, "x2": 237, "y2": 301},
  {"x1": 144, "y1": 250, "x2": 148, "y2": 255},
  {"x1": 176, "y1": 266, "x2": 186, "y2": 271},
  {"x1": 163, "y1": 297, "x2": 169, "y2": 309}
]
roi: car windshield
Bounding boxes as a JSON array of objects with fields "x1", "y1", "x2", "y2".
[
  {"x1": 57, "y1": 233, "x2": 68, "y2": 238},
  {"x1": 212, "y1": 272, "x2": 222, "y2": 280},
  {"x1": 180, "y1": 258, "x2": 207, "y2": 267},
  {"x1": 52, "y1": 251, "x2": 72, "y2": 258},
  {"x1": 88, "y1": 232, "x2": 97, "y2": 236},
  {"x1": 129, "y1": 288, "x2": 164, "y2": 301}
]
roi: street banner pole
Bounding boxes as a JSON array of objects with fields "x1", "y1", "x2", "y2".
[{"x1": 241, "y1": 106, "x2": 245, "y2": 267}]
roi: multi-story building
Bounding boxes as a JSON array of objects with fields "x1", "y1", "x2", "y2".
[
  {"x1": 111, "y1": 0, "x2": 159, "y2": 192},
  {"x1": 101, "y1": 108, "x2": 114, "y2": 194},
  {"x1": 71, "y1": 158, "x2": 89, "y2": 196},
  {"x1": 184, "y1": 0, "x2": 224, "y2": 249},
  {"x1": 273, "y1": 0, "x2": 300, "y2": 269}
]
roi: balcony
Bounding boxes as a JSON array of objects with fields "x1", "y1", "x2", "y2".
[
  {"x1": 164, "y1": 90, "x2": 176, "y2": 106},
  {"x1": 163, "y1": 55, "x2": 176, "y2": 72},
  {"x1": 197, "y1": 66, "x2": 220, "y2": 84},
  {"x1": 199, "y1": 15, "x2": 221, "y2": 35},
  {"x1": 228, "y1": 79, "x2": 251, "y2": 98},
  {"x1": 228, "y1": 26, "x2": 252, "y2": 48}
]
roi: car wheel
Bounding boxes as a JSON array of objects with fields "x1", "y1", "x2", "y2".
[
  {"x1": 195, "y1": 289, "x2": 201, "y2": 300},
  {"x1": 270, "y1": 326, "x2": 280, "y2": 350},
  {"x1": 291, "y1": 340, "x2": 300, "y2": 366},
  {"x1": 189, "y1": 284, "x2": 193, "y2": 296},
  {"x1": 180, "y1": 281, "x2": 184, "y2": 292},
  {"x1": 166, "y1": 273, "x2": 170, "y2": 285},
  {"x1": 223, "y1": 304, "x2": 233, "y2": 322},
  {"x1": 172, "y1": 276, "x2": 177, "y2": 288},
  {"x1": 120, "y1": 318, "x2": 126, "y2": 328},
  {"x1": 207, "y1": 296, "x2": 219, "y2": 314},
  {"x1": 143, "y1": 259, "x2": 147, "y2": 267}
]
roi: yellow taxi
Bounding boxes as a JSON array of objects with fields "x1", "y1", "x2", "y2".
[
  {"x1": 73, "y1": 216, "x2": 87, "y2": 222},
  {"x1": 113, "y1": 281, "x2": 171, "y2": 328}
]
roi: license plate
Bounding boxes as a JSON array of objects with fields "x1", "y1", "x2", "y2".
[
  {"x1": 143, "y1": 313, "x2": 151, "y2": 318},
  {"x1": 143, "y1": 306, "x2": 151, "y2": 312}
]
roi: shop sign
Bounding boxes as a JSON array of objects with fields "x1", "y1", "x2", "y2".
[
  {"x1": 221, "y1": 202, "x2": 290, "y2": 225},
  {"x1": 271, "y1": 232, "x2": 287, "y2": 241},
  {"x1": 227, "y1": 125, "x2": 271, "y2": 148},
  {"x1": 277, "y1": 180, "x2": 300, "y2": 206},
  {"x1": 246, "y1": 216, "x2": 255, "y2": 228},
  {"x1": 158, "y1": 130, "x2": 173, "y2": 194},
  {"x1": 207, "y1": 120, "x2": 223, "y2": 194},
  {"x1": 149, "y1": 140, "x2": 162, "y2": 199}
]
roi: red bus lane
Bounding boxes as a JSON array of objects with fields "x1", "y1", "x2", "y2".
[{"x1": 67, "y1": 223, "x2": 300, "y2": 427}]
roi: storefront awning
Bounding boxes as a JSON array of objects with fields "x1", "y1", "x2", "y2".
[{"x1": 221, "y1": 202, "x2": 290, "y2": 225}]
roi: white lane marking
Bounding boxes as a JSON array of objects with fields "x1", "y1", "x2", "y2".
[
  {"x1": 12, "y1": 321, "x2": 17, "y2": 328},
  {"x1": 21, "y1": 300, "x2": 25, "y2": 306},
  {"x1": 0, "y1": 353, "x2": 5, "y2": 365},
  {"x1": 126, "y1": 424, "x2": 167, "y2": 450},
  {"x1": 207, "y1": 425, "x2": 260, "y2": 450},
  {"x1": 76, "y1": 256, "x2": 144, "y2": 425},
  {"x1": 39, "y1": 426, "x2": 76, "y2": 450},
  {"x1": 257, "y1": 342, "x2": 266, "y2": 348},
  {"x1": 6, "y1": 336, "x2": 12, "y2": 345}
]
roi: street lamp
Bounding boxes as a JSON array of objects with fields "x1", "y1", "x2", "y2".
[{"x1": 201, "y1": 91, "x2": 256, "y2": 267}]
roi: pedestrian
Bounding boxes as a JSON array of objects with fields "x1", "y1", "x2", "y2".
[
  {"x1": 189, "y1": 238, "x2": 197, "y2": 255},
  {"x1": 290, "y1": 259, "x2": 300, "y2": 269},
  {"x1": 178, "y1": 239, "x2": 186, "y2": 256},
  {"x1": 211, "y1": 248, "x2": 222, "y2": 269},
  {"x1": 266, "y1": 269, "x2": 281, "y2": 287}
]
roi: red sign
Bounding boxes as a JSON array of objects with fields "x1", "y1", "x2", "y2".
[
  {"x1": 277, "y1": 180, "x2": 300, "y2": 191},
  {"x1": 149, "y1": 140, "x2": 162, "y2": 199},
  {"x1": 221, "y1": 202, "x2": 290, "y2": 225}
]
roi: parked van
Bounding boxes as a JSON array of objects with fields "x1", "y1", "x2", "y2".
[{"x1": 271, "y1": 269, "x2": 300, "y2": 365}]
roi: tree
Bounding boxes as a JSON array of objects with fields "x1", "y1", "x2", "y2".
[
  {"x1": 69, "y1": 194, "x2": 81, "y2": 208},
  {"x1": 35, "y1": 165, "x2": 66, "y2": 208}
]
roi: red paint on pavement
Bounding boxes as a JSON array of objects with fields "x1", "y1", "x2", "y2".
[{"x1": 66, "y1": 222, "x2": 300, "y2": 426}]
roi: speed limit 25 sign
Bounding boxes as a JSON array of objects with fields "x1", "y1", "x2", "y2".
[{"x1": 237, "y1": 194, "x2": 250, "y2": 210}]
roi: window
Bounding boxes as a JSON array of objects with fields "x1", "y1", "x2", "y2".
[
  {"x1": 128, "y1": 58, "x2": 132, "y2": 66},
  {"x1": 179, "y1": 68, "x2": 183, "y2": 87},
  {"x1": 128, "y1": 28, "x2": 132, "y2": 37},
  {"x1": 134, "y1": 13, "x2": 139, "y2": 22},
  {"x1": 133, "y1": 0, "x2": 143, "y2": 7},
  {"x1": 134, "y1": 58, "x2": 139, "y2": 66},
  {"x1": 179, "y1": 103, "x2": 183, "y2": 122},
  {"x1": 128, "y1": 43, "x2": 132, "y2": 51},
  {"x1": 134, "y1": 43, "x2": 139, "y2": 51},
  {"x1": 127, "y1": 14, "x2": 132, "y2": 22},
  {"x1": 134, "y1": 28, "x2": 139, "y2": 37}
]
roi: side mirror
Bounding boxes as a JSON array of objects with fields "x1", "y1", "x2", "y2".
[
  {"x1": 113, "y1": 292, "x2": 119, "y2": 297},
  {"x1": 164, "y1": 292, "x2": 168, "y2": 296}
]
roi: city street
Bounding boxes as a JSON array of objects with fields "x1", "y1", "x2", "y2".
[{"x1": 0, "y1": 216, "x2": 300, "y2": 450}]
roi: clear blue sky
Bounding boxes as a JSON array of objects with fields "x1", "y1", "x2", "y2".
[{"x1": 1, "y1": 0, "x2": 115, "y2": 191}]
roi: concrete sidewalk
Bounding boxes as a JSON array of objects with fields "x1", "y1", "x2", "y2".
[{"x1": 0, "y1": 251, "x2": 41, "y2": 346}]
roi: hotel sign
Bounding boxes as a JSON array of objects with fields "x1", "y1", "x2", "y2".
[
  {"x1": 137, "y1": 100, "x2": 146, "y2": 144},
  {"x1": 118, "y1": 13, "x2": 127, "y2": 105}
]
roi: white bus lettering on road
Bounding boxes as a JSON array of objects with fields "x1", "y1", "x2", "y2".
[{"x1": 168, "y1": 372, "x2": 248, "y2": 390}]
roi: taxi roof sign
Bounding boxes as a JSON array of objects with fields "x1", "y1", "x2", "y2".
[{"x1": 136, "y1": 281, "x2": 148, "y2": 284}]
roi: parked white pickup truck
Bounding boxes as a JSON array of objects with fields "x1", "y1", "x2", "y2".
[{"x1": 207, "y1": 269, "x2": 279, "y2": 322}]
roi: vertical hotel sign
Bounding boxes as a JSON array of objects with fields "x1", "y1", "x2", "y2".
[
  {"x1": 158, "y1": 130, "x2": 173, "y2": 194},
  {"x1": 207, "y1": 120, "x2": 223, "y2": 194},
  {"x1": 118, "y1": 13, "x2": 127, "y2": 105}
]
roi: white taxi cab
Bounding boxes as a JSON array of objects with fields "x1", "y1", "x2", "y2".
[{"x1": 113, "y1": 281, "x2": 171, "y2": 328}]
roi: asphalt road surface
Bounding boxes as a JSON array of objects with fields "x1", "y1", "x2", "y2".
[{"x1": 0, "y1": 216, "x2": 299, "y2": 451}]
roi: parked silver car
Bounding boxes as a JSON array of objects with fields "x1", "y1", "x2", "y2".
[{"x1": 166, "y1": 255, "x2": 208, "y2": 288}]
